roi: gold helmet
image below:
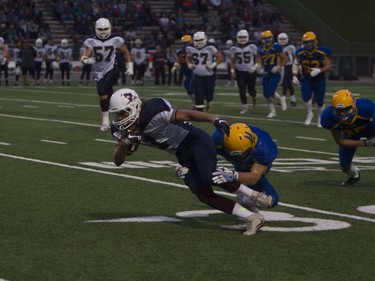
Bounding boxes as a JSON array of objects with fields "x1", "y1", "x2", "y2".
[
  {"x1": 224, "y1": 123, "x2": 258, "y2": 159},
  {"x1": 261, "y1": 30, "x2": 273, "y2": 46},
  {"x1": 331, "y1": 89, "x2": 356, "y2": 122},
  {"x1": 181, "y1": 35, "x2": 192, "y2": 43},
  {"x1": 302, "y1": 31, "x2": 317, "y2": 50}
]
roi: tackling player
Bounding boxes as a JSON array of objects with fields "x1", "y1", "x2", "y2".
[
  {"x1": 109, "y1": 88, "x2": 272, "y2": 236},
  {"x1": 81, "y1": 17, "x2": 134, "y2": 131},
  {"x1": 294, "y1": 31, "x2": 331, "y2": 126},
  {"x1": 320, "y1": 89, "x2": 375, "y2": 186}
]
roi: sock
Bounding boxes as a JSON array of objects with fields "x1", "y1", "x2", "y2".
[{"x1": 231, "y1": 203, "x2": 255, "y2": 219}]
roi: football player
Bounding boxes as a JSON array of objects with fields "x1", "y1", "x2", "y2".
[
  {"x1": 294, "y1": 31, "x2": 331, "y2": 126},
  {"x1": 320, "y1": 89, "x2": 375, "y2": 186},
  {"x1": 257, "y1": 30, "x2": 288, "y2": 118},
  {"x1": 186, "y1": 31, "x2": 224, "y2": 112},
  {"x1": 0, "y1": 37, "x2": 9, "y2": 86},
  {"x1": 12, "y1": 40, "x2": 22, "y2": 86},
  {"x1": 33, "y1": 38, "x2": 46, "y2": 85},
  {"x1": 109, "y1": 88, "x2": 271, "y2": 236},
  {"x1": 81, "y1": 17, "x2": 134, "y2": 131},
  {"x1": 277, "y1": 32, "x2": 297, "y2": 106},
  {"x1": 44, "y1": 38, "x2": 58, "y2": 85},
  {"x1": 171, "y1": 35, "x2": 194, "y2": 104},
  {"x1": 229, "y1": 29, "x2": 259, "y2": 114},
  {"x1": 224, "y1": 39, "x2": 235, "y2": 87},
  {"x1": 57, "y1": 38, "x2": 73, "y2": 86},
  {"x1": 130, "y1": 38, "x2": 148, "y2": 86}
]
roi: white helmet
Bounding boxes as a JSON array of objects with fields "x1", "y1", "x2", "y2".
[
  {"x1": 277, "y1": 33, "x2": 288, "y2": 46},
  {"x1": 35, "y1": 38, "x2": 43, "y2": 48},
  {"x1": 135, "y1": 38, "x2": 142, "y2": 46},
  {"x1": 236, "y1": 29, "x2": 249, "y2": 44},
  {"x1": 95, "y1": 18, "x2": 111, "y2": 39},
  {"x1": 109, "y1": 88, "x2": 142, "y2": 130},
  {"x1": 61, "y1": 38, "x2": 68, "y2": 47},
  {"x1": 226, "y1": 39, "x2": 233, "y2": 48},
  {"x1": 193, "y1": 31, "x2": 207, "y2": 49}
]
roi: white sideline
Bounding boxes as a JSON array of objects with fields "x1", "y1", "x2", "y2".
[{"x1": 0, "y1": 152, "x2": 374, "y2": 224}]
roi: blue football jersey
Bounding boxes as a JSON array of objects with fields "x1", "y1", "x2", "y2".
[{"x1": 295, "y1": 46, "x2": 331, "y2": 79}]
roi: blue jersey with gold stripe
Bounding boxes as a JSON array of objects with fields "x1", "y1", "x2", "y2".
[
  {"x1": 258, "y1": 43, "x2": 283, "y2": 73},
  {"x1": 295, "y1": 46, "x2": 331, "y2": 79},
  {"x1": 320, "y1": 98, "x2": 375, "y2": 139}
]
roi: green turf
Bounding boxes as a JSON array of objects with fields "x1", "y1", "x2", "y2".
[{"x1": 0, "y1": 80, "x2": 374, "y2": 281}]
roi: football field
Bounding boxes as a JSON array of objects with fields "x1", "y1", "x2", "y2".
[{"x1": 0, "y1": 80, "x2": 374, "y2": 281}]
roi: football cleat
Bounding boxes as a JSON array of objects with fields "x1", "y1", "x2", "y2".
[
  {"x1": 252, "y1": 97, "x2": 257, "y2": 108},
  {"x1": 243, "y1": 213, "x2": 265, "y2": 236},
  {"x1": 240, "y1": 109, "x2": 248, "y2": 114},
  {"x1": 100, "y1": 122, "x2": 110, "y2": 132},
  {"x1": 280, "y1": 96, "x2": 287, "y2": 111},
  {"x1": 341, "y1": 172, "x2": 360, "y2": 186},
  {"x1": 250, "y1": 191, "x2": 273, "y2": 208},
  {"x1": 267, "y1": 111, "x2": 276, "y2": 118}
]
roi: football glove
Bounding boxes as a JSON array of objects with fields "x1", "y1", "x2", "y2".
[
  {"x1": 362, "y1": 137, "x2": 375, "y2": 147},
  {"x1": 256, "y1": 67, "x2": 264, "y2": 75},
  {"x1": 175, "y1": 165, "x2": 189, "y2": 179},
  {"x1": 212, "y1": 167, "x2": 238, "y2": 184},
  {"x1": 187, "y1": 63, "x2": 195, "y2": 70},
  {"x1": 213, "y1": 118, "x2": 230, "y2": 136},
  {"x1": 206, "y1": 62, "x2": 217, "y2": 70},
  {"x1": 271, "y1": 65, "x2": 280, "y2": 73},
  {"x1": 125, "y1": 62, "x2": 134, "y2": 76},
  {"x1": 81, "y1": 56, "x2": 95, "y2": 64},
  {"x1": 171, "y1": 62, "x2": 180, "y2": 73},
  {"x1": 120, "y1": 129, "x2": 141, "y2": 146},
  {"x1": 248, "y1": 63, "x2": 259, "y2": 74},
  {"x1": 1, "y1": 57, "x2": 7, "y2": 65},
  {"x1": 52, "y1": 61, "x2": 59, "y2": 69},
  {"x1": 292, "y1": 76, "x2": 300, "y2": 85},
  {"x1": 310, "y1": 68, "x2": 321, "y2": 77}
]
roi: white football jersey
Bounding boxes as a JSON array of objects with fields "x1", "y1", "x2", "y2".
[
  {"x1": 83, "y1": 35, "x2": 125, "y2": 81},
  {"x1": 282, "y1": 44, "x2": 296, "y2": 66},
  {"x1": 13, "y1": 47, "x2": 21, "y2": 63},
  {"x1": 131, "y1": 47, "x2": 147, "y2": 65},
  {"x1": 57, "y1": 47, "x2": 72, "y2": 63},
  {"x1": 230, "y1": 43, "x2": 258, "y2": 72},
  {"x1": 45, "y1": 44, "x2": 58, "y2": 60},
  {"x1": 185, "y1": 44, "x2": 218, "y2": 76},
  {"x1": 34, "y1": 46, "x2": 46, "y2": 62}
]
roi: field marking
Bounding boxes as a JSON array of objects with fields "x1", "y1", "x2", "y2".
[
  {"x1": 278, "y1": 146, "x2": 337, "y2": 156},
  {"x1": 296, "y1": 136, "x2": 327, "y2": 141},
  {"x1": 0, "y1": 142, "x2": 11, "y2": 146},
  {"x1": 0, "y1": 152, "x2": 374, "y2": 224},
  {"x1": 41, "y1": 139, "x2": 67, "y2": 145},
  {"x1": 0, "y1": 113, "x2": 98, "y2": 128}
]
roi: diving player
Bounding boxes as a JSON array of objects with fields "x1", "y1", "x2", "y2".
[
  {"x1": 320, "y1": 89, "x2": 375, "y2": 186},
  {"x1": 257, "y1": 30, "x2": 288, "y2": 118},
  {"x1": 109, "y1": 88, "x2": 271, "y2": 236},
  {"x1": 294, "y1": 31, "x2": 331, "y2": 126},
  {"x1": 81, "y1": 17, "x2": 134, "y2": 131}
]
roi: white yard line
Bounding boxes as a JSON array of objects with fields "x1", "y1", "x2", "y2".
[{"x1": 0, "y1": 152, "x2": 374, "y2": 224}]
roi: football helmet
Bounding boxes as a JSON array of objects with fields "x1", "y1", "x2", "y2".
[
  {"x1": 302, "y1": 31, "x2": 317, "y2": 51},
  {"x1": 277, "y1": 33, "x2": 288, "y2": 46},
  {"x1": 261, "y1": 30, "x2": 274, "y2": 46},
  {"x1": 236, "y1": 29, "x2": 249, "y2": 45},
  {"x1": 135, "y1": 39, "x2": 142, "y2": 46},
  {"x1": 109, "y1": 88, "x2": 142, "y2": 130},
  {"x1": 0, "y1": 37, "x2": 4, "y2": 44},
  {"x1": 35, "y1": 38, "x2": 43, "y2": 48},
  {"x1": 61, "y1": 39, "x2": 68, "y2": 48},
  {"x1": 95, "y1": 18, "x2": 111, "y2": 39},
  {"x1": 226, "y1": 39, "x2": 233, "y2": 48},
  {"x1": 181, "y1": 35, "x2": 192, "y2": 43},
  {"x1": 193, "y1": 31, "x2": 207, "y2": 49},
  {"x1": 331, "y1": 89, "x2": 356, "y2": 122},
  {"x1": 224, "y1": 123, "x2": 258, "y2": 160}
]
